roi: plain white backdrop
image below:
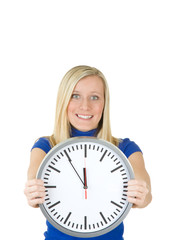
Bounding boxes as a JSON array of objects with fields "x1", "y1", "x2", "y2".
[{"x1": 0, "y1": 0, "x2": 172, "y2": 239}]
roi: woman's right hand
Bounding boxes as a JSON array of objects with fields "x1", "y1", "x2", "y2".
[{"x1": 24, "y1": 179, "x2": 46, "y2": 208}]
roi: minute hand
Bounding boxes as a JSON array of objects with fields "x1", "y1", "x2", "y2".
[{"x1": 64, "y1": 150, "x2": 85, "y2": 186}]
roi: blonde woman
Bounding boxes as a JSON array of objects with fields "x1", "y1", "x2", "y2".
[{"x1": 24, "y1": 65, "x2": 152, "y2": 240}]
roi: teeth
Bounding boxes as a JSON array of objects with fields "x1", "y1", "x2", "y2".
[{"x1": 77, "y1": 114, "x2": 92, "y2": 119}]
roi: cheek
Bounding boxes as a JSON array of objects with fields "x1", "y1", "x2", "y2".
[
  {"x1": 67, "y1": 101, "x2": 75, "y2": 114},
  {"x1": 95, "y1": 103, "x2": 104, "y2": 118},
  {"x1": 67, "y1": 103, "x2": 73, "y2": 121}
]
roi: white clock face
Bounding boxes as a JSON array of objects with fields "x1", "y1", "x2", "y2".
[{"x1": 37, "y1": 137, "x2": 134, "y2": 238}]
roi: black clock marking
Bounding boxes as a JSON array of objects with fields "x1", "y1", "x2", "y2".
[
  {"x1": 48, "y1": 165, "x2": 61, "y2": 173},
  {"x1": 107, "y1": 152, "x2": 111, "y2": 157},
  {"x1": 48, "y1": 201, "x2": 61, "y2": 209},
  {"x1": 84, "y1": 144, "x2": 87, "y2": 158},
  {"x1": 99, "y1": 150, "x2": 108, "y2": 162},
  {"x1": 64, "y1": 212, "x2": 72, "y2": 224},
  {"x1": 121, "y1": 173, "x2": 126, "y2": 176},
  {"x1": 45, "y1": 185, "x2": 57, "y2": 188},
  {"x1": 111, "y1": 201, "x2": 123, "y2": 209},
  {"x1": 110, "y1": 165, "x2": 123, "y2": 173},
  {"x1": 100, "y1": 212, "x2": 107, "y2": 224},
  {"x1": 84, "y1": 216, "x2": 87, "y2": 230}
]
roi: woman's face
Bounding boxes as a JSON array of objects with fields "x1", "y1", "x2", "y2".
[{"x1": 67, "y1": 75, "x2": 105, "y2": 132}]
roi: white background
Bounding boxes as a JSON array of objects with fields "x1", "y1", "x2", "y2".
[{"x1": 0, "y1": 0, "x2": 172, "y2": 239}]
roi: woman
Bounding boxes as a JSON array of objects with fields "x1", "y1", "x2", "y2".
[{"x1": 24, "y1": 65, "x2": 152, "y2": 239}]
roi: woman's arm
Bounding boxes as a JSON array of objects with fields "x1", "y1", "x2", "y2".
[
  {"x1": 127, "y1": 151, "x2": 152, "y2": 208},
  {"x1": 24, "y1": 148, "x2": 47, "y2": 208}
]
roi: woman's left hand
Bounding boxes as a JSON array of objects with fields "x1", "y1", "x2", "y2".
[{"x1": 127, "y1": 179, "x2": 149, "y2": 208}]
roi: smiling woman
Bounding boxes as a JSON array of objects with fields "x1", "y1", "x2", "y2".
[
  {"x1": 67, "y1": 76, "x2": 105, "y2": 132},
  {"x1": 24, "y1": 65, "x2": 152, "y2": 240},
  {"x1": 51, "y1": 65, "x2": 116, "y2": 146}
]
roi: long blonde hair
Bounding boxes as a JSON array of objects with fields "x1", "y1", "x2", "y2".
[{"x1": 49, "y1": 65, "x2": 119, "y2": 147}]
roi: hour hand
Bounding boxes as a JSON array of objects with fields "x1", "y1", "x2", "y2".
[
  {"x1": 64, "y1": 150, "x2": 84, "y2": 186},
  {"x1": 83, "y1": 168, "x2": 88, "y2": 189},
  {"x1": 83, "y1": 167, "x2": 88, "y2": 200}
]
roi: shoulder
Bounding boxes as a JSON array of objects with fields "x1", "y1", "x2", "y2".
[
  {"x1": 118, "y1": 138, "x2": 142, "y2": 158},
  {"x1": 31, "y1": 137, "x2": 52, "y2": 154}
]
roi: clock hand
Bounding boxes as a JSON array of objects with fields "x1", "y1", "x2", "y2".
[
  {"x1": 83, "y1": 167, "x2": 88, "y2": 199},
  {"x1": 64, "y1": 150, "x2": 85, "y2": 186}
]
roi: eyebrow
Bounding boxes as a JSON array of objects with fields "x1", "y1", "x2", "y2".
[{"x1": 72, "y1": 90, "x2": 103, "y2": 95}]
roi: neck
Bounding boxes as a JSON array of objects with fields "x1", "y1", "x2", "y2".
[{"x1": 70, "y1": 126, "x2": 98, "y2": 137}]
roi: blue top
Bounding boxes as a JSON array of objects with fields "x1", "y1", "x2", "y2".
[{"x1": 32, "y1": 128, "x2": 142, "y2": 240}]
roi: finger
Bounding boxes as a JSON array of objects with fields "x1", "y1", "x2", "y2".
[
  {"x1": 28, "y1": 196, "x2": 45, "y2": 208},
  {"x1": 127, "y1": 190, "x2": 144, "y2": 199},
  {"x1": 127, "y1": 185, "x2": 145, "y2": 194},
  {"x1": 28, "y1": 190, "x2": 46, "y2": 201},
  {"x1": 25, "y1": 179, "x2": 44, "y2": 187},
  {"x1": 128, "y1": 196, "x2": 143, "y2": 206},
  {"x1": 128, "y1": 179, "x2": 146, "y2": 188}
]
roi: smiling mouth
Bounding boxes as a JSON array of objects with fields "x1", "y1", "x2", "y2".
[{"x1": 76, "y1": 114, "x2": 93, "y2": 120}]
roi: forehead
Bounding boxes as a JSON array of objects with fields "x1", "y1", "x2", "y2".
[{"x1": 73, "y1": 75, "x2": 104, "y2": 93}]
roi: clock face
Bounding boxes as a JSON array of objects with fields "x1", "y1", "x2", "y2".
[{"x1": 37, "y1": 137, "x2": 134, "y2": 238}]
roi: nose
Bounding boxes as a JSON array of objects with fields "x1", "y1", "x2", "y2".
[{"x1": 79, "y1": 98, "x2": 91, "y2": 110}]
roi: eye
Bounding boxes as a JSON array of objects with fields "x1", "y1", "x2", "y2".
[
  {"x1": 91, "y1": 95, "x2": 99, "y2": 100},
  {"x1": 71, "y1": 94, "x2": 80, "y2": 99}
]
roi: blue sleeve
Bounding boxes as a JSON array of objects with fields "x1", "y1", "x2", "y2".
[
  {"x1": 31, "y1": 137, "x2": 52, "y2": 154},
  {"x1": 118, "y1": 138, "x2": 142, "y2": 158}
]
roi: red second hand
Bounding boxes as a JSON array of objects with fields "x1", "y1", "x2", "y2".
[{"x1": 85, "y1": 188, "x2": 87, "y2": 199}]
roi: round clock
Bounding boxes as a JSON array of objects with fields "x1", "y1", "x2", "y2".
[{"x1": 37, "y1": 137, "x2": 134, "y2": 238}]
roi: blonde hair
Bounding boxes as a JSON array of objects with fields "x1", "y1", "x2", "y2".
[{"x1": 49, "y1": 65, "x2": 119, "y2": 147}]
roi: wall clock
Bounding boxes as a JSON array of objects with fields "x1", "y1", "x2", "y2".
[{"x1": 37, "y1": 137, "x2": 134, "y2": 238}]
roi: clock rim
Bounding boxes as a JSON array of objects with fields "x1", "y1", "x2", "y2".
[{"x1": 37, "y1": 137, "x2": 134, "y2": 238}]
